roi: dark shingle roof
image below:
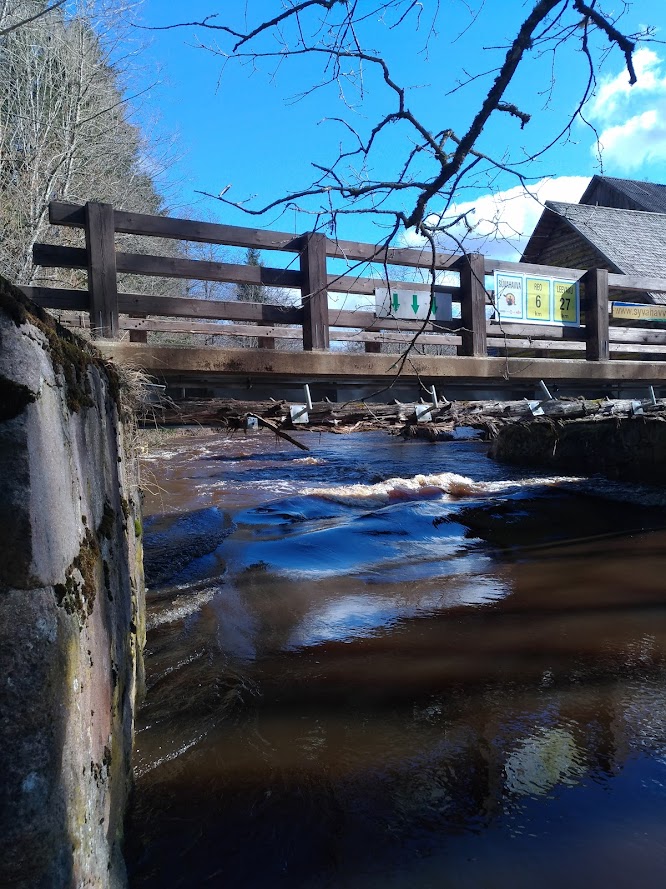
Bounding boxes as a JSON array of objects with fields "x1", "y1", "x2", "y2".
[
  {"x1": 545, "y1": 201, "x2": 666, "y2": 302},
  {"x1": 580, "y1": 176, "x2": 666, "y2": 214}
]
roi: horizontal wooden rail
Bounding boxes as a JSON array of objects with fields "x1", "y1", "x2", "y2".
[
  {"x1": 33, "y1": 242, "x2": 461, "y2": 300},
  {"x1": 50, "y1": 201, "x2": 461, "y2": 271},
  {"x1": 49, "y1": 201, "x2": 306, "y2": 253},
  {"x1": 117, "y1": 317, "x2": 464, "y2": 346}
]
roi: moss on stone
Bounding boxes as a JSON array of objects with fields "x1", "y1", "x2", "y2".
[
  {"x1": 98, "y1": 501, "x2": 115, "y2": 540},
  {"x1": 54, "y1": 529, "x2": 101, "y2": 629},
  {"x1": 0, "y1": 273, "x2": 123, "y2": 415},
  {"x1": 0, "y1": 374, "x2": 37, "y2": 421}
]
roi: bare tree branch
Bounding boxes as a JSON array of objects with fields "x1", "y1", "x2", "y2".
[{"x1": 0, "y1": 0, "x2": 66, "y2": 37}]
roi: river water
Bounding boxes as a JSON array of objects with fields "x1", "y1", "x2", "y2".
[{"x1": 127, "y1": 430, "x2": 666, "y2": 888}]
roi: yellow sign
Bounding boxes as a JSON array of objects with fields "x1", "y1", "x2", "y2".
[
  {"x1": 553, "y1": 281, "x2": 578, "y2": 324},
  {"x1": 526, "y1": 277, "x2": 551, "y2": 321},
  {"x1": 612, "y1": 303, "x2": 666, "y2": 321}
]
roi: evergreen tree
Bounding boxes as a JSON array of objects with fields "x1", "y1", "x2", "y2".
[{"x1": 235, "y1": 246, "x2": 265, "y2": 303}]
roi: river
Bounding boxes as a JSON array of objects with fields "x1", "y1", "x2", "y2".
[{"x1": 126, "y1": 430, "x2": 666, "y2": 888}]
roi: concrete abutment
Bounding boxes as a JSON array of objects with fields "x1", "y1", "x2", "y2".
[{"x1": 0, "y1": 276, "x2": 145, "y2": 888}]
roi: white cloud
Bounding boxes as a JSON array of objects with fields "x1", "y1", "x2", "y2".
[
  {"x1": 587, "y1": 48, "x2": 666, "y2": 173},
  {"x1": 596, "y1": 109, "x2": 666, "y2": 169},
  {"x1": 403, "y1": 176, "x2": 589, "y2": 261},
  {"x1": 588, "y1": 48, "x2": 666, "y2": 122}
]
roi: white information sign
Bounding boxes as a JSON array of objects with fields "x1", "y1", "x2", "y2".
[
  {"x1": 493, "y1": 272, "x2": 579, "y2": 327},
  {"x1": 495, "y1": 273, "x2": 524, "y2": 320},
  {"x1": 375, "y1": 288, "x2": 453, "y2": 322}
]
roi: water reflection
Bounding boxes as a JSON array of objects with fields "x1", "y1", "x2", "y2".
[{"x1": 128, "y1": 432, "x2": 666, "y2": 888}]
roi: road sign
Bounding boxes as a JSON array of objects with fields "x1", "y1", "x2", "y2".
[{"x1": 375, "y1": 288, "x2": 453, "y2": 322}]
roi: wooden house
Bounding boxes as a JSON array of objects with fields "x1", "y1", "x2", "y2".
[{"x1": 522, "y1": 177, "x2": 666, "y2": 304}]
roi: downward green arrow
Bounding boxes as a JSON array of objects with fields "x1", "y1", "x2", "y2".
[
  {"x1": 411, "y1": 294, "x2": 419, "y2": 314},
  {"x1": 392, "y1": 292, "x2": 399, "y2": 312},
  {"x1": 430, "y1": 296, "x2": 437, "y2": 315}
]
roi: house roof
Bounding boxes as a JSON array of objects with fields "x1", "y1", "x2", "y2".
[
  {"x1": 522, "y1": 201, "x2": 666, "y2": 303},
  {"x1": 580, "y1": 175, "x2": 666, "y2": 214},
  {"x1": 546, "y1": 201, "x2": 666, "y2": 278}
]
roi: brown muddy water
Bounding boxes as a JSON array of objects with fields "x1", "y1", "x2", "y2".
[{"x1": 126, "y1": 430, "x2": 666, "y2": 888}]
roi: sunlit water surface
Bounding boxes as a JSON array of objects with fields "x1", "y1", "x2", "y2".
[{"x1": 127, "y1": 431, "x2": 666, "y2": 888}]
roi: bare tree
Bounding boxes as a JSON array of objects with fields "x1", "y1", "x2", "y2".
[
  {"x1": 0, "y1": 0, "x2": 181, "y2": 292},
  {"x1": 152, "y1": 1, "x2": 651, "y2": 252}
]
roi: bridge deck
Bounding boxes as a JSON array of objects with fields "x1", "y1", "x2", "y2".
[{"x1": 99, "y1": 343, "x2": 666, "y2": 385}]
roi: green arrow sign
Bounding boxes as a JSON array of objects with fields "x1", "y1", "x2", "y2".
[
  {"x1": 411, "y1": 294, "x2": 419, "y2": 314},
  {"x1": 430, "y1": 296, "x2": 437, "y2": 315},
  {"x1": 392, "y1": 292, "x2": 399, "y2": 312}
]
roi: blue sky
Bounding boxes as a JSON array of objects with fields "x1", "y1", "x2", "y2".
[{"x1": 132, "y1": 0, "x2": 666, "y2": 258}]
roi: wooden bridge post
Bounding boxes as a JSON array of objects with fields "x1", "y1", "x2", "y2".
[
  {"x1": 459, "y1": 253, "x2": 487, "y2": 357},
  {"x1": 300, "y1": 232, "x2": 330, "y2": 351},
  {"x1": 84, "y1": 202, "x2": 119, "y2": 339},
  {"x1": 583, "y1": 268, "x2": 610, "y2": 361}
]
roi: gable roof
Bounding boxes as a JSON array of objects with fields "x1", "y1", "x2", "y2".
[
  {"x1": 580, "y1": 176, "x2": 666, "y2": 214},
  {"x1": 542, "y1": 201, "x2": 666, "y2": 280},
  {"x1": 521, "y1": 201, "x2": 666, "y2": 303}
]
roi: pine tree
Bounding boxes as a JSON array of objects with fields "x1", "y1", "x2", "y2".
[{"x1": 235, "y1": 247, "x2": 266, "y2": 303}]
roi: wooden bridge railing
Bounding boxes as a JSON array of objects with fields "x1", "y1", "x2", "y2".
[{"x1": 19, "y1": 201, "x2": 666, "y2": 364}]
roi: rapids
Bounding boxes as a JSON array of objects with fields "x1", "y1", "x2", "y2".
[{"x1": 127, "y1": 431, "x2": 666, "y2": 888}]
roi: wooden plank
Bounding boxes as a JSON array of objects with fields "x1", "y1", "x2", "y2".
[
  {"x1": 33, "y1": 243, "x2": 302, "y2": 288},
  {"x1": 34, "y1": 241, "x2": 464, "y2": 300},
  {"x1": 329, "y1": 273, "x2": 460, "y2": 298},
  {"x1": 20, "y1": 286, "x2": 89, "y2": 311},
  {"x1": 328, "y1": 310, "x2": 461, "y2": 332},
  {"x1": 120, "y1": 318, "x2": 301, "y2": 338},
  {"x1": 300, "y1": 232, "x2": 329, "y2": 351},
  {"x1": 327, "y1": 237, "x2": 460, "y2": 270},
  {"x1": 487, "y1": 320, "x2": 583, "y2": 340},
  {"x1": 607, "y1": 274, "x2": 666, "y2": 295},
  {"x1": 116, "y1": 293, "x2": 302, "y2": 324},
  {"x1": 33, "y1": 243, "x2": 88, "y2": 270},
  {"x1": 49, "y1": 201, "x2": 461, "y2": 271},
  {"x1": 119, "y1": 317, "x2": 462, "y2": 346},
  {"x1": 116, "y1": 253, "x2": 302, "y2": 288},
  {"x1": 487, "y1": 257, "x2": 587, "y2": 279},
  {"x1": 487, "y1": 337, "x2": 585, "y2": 352},
  {"x1": 583, "y1": 268, "x2": 610, "y2": 361},
  {"x1": 96, "y1": 343, "x2": 666, "y2": 383},
  {"x1": 85, "y1": 202, "x2": 118, "y2": 338},
  {"x1": 32, "y1": 242, "x2": 406, "y2": 298},
  {"x1": 610, "y1": 342, "x2": 666, "y2": 355},
  {"x1": 610, "y1": 326, "x2": 666, "y2": 345},
  {"x1": 460, "y1": 253, "x2": 487, "y2": 357},
  {"x1": 50, "y1": 201, "x2": 305, "y2": 253}
]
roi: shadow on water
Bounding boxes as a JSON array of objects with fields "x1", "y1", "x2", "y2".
[{"x1": 127, "y1": 433, "x2": 666, "y2": 888}]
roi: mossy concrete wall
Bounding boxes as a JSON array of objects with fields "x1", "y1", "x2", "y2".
[
  {"x1": 489, "y1": 416, "x2": 666, "y2": 483},
  {"x1": 0, "y1": 277, "x2": 145, "y2": 888}
]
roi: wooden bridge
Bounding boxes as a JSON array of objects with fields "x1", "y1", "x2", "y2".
[{"x1": 20, "y1": 200, "x2": 666, "y2": 397}]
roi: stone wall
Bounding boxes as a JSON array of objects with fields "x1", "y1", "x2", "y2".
[
  {"x1": 0, "y1": 277, "x2": 145, "y2": 888},
  {"x1": 489, "y1": 416, "x2": 666, "y2": 483}
]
